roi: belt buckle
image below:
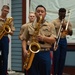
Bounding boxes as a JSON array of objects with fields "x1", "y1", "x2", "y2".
[
  {"x1": 41, "y1": 48, "x2": 49, "y2": 51},
  {"x1": 45, "y1": 48, "x2": 48, "y2": 51}
]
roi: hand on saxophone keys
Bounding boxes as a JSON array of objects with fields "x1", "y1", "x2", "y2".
[{"x1": 37, "y1": 35, "x2": 44, "y2": 41}]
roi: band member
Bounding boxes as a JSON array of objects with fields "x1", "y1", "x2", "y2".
[
  {"x1": 19, "y1": 5, "x2": 56, "y2": 75},
  {"x1": 19, "y1": 11, "x2": 36, "y2": 40},
  {"x1": 0, "y1": 5, "x2": 15, "y2": 75},
  {"x1": 52, "y1": 8, "x2": 73, "y2": 75},
  {"x1": 28, "y1": 11, "x2": 36, "y2": 23},
  {"x1": 19, "y1": 11, "x2": 36, "y2": 75}
]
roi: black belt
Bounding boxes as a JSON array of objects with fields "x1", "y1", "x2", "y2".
[{"x1": 39, "y1": 41, "x2": 45, "y2": 44}]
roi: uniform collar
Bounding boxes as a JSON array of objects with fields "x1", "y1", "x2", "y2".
[
  {"x1": 0, "y1": 17, "x2": 6, "y2": 22},
  {"x1": 57, "y1": 18, "x2": 65, "y2": 22},
  {"x1": 32, "y1": 19, "x2": 47, "y2": 27}
]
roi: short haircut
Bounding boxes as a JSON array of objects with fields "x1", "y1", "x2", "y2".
[
  {"x1": 2, "y1": 5, "x2": 10, "y2": 10},
  {"x1": 59, "y1": 8, "x2": 66, "y2": 12},
  {"x1": 29, "y1": 11, "x2": 35, "y2": 14},
  {"x1": 35, "y1": 5, "x2": 46, "y2": 11}
]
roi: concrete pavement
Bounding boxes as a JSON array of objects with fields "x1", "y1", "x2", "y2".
[
  {"x1": 8, "y1": 71, "x2": 24, "y2": 75},
  {"x1": 8, "y1": 71, "x2": 70, "y2": 75}
]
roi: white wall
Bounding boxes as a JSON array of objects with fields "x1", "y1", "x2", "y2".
[{"x1": 26, "y1": 0, "x2": 29, "y2": 23}]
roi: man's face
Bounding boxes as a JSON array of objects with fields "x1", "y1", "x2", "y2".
[
  {"x1": 1, "y1": 7, "x2": 9, "y2": 16},
  {"x1": 59, "y1": 12, "x2": 66, "y2": 20},
  {"x1": 35, "y1": 7, "x2": 46, "y2": 20},
  {"x1": 29, "y1": 13, "x2": 36, "y2": 22}
]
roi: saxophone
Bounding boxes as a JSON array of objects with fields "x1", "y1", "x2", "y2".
[
  {"x1": 0, "y1": 17, "x2": 13, "y2": 39},
  {"x1": 23, "y1": 16, "x2": 42, "y2": 70}
]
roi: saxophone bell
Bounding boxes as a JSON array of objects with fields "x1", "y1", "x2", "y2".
[
  {"x1": 4, "y1": 25, "x2": 11, "y2": 33},
  {"x1": 29, "y1": 42, "x2": 40, "y2": 53},
  {"x1": 0, "y1": 17, "x2": 13, "y2": 39}
]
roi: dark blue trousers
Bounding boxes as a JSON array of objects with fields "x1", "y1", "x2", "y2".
[
  {"x1": 53, "y1": 38, "x2": 67, "y2": 75},
  {"x1": 27, "y1": 51, "x2": 51, "y2": 75},
  {"x1": 0, "y1": 36, "x2": 9, "y2": 75},
  {"x1": 0, "y1": 49, "x2": 2, "y2": 74}
]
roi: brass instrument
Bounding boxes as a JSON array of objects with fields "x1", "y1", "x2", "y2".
[
  {"x1": 65, "y1": 10, "x2": 71, "y2": 30},
  {"x1": 53, "y1": 19, "x2": 64, "y2": 51},
  {"x1": 61, "y1": 10, "x2": 71, "y2": 36},
  {"x1": 23, "y1": 16, "x2": 42, "y2": 70},
  {"x1": 0, "y1": 17, "x2": 13, "y2": 39}
]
